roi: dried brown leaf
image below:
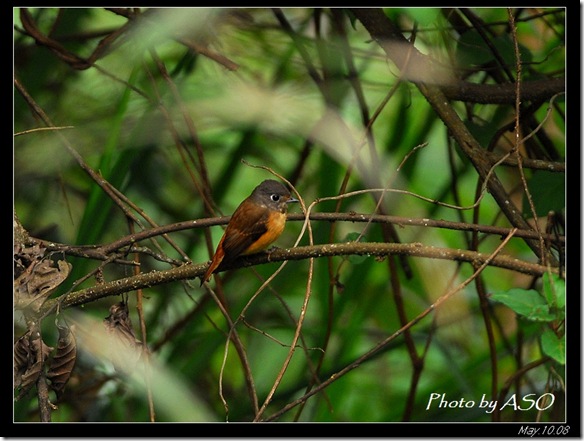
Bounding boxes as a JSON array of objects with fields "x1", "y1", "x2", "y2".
[
  {"x1": 14, "y1": 331, "x2": 53, "y2": 401},
  {"x1": 13, "y1": 242, "x2": 46, "y2": 278},
  {"x1": 104, "y1": 302, "x2": 135, "y2": 335},
  {"x1": 14, "y1": 331, "x2": 32, "y2": 389},
  {"x1": 14, "y1": 258, "x2": 71, "y2": 313},
  {"x1": 47, "y1": 324, "x2": 77, "y2": 397},
  {"x1": 103, "y1": 302, "x2": 143, "y2": 372}
]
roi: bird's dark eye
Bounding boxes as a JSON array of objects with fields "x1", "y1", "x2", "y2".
[{"x1": 271, "y1": 194, "x2": 280, "y2": 202}]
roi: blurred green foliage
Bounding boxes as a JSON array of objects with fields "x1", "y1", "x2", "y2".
[{"x1": 14, "y1": 7, "x2": 566, "y2": 425}]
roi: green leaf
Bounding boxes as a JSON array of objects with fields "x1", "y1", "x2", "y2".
[
  {"x1": 345, "y1": 9, "x2": 358, "y2": 30},
  {"x1": 542, "y1": 272, "x2": 566, "y2": 309},
  {"x1": 541, "y1": 327, "x2": 565, "y2": 365},
  {"x1": 456, "y1": 30, "x2": 533, "y2": 68},
  {"x1": 456, "y1": 30, "x2": 495, "y2": 66},
  {"x1": 489, "y1": 289, "x2": 555, "y2": 321},
  {"x1": 395, "y1": 8, "x2": 441, "y2": 26},
  {"x1": 492, "y1": 35, "x2": 533, "y2": 67},
  {"x1": 465, "y1": 120, "x2": 497, "y2": 151},
  {"x1": 523, "y1": 171, "x2": 565, "y2": 217}
]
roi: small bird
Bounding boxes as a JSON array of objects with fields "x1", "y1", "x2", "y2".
[{"x1": 201, "y1": 179, "x2": 298, "y2": 285}]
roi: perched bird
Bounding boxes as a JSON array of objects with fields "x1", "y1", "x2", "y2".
[{"x1": 201, "y1": 179, "x2": 298, "y2": 285}]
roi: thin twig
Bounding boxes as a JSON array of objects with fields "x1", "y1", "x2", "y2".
[
  {"x1": 508, "y1": 9, "x2": 547, "y2": 266},
  {"x1": 262, "y1": 228, "x2": 519, "y2": 421},
  {"x1": 14, "y1": 126, "x2": 75, "y2": 136}
]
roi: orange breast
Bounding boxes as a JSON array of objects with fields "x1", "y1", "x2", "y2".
[{"x1": 242, "y1": 211, "x2": 286, "y2": 255}]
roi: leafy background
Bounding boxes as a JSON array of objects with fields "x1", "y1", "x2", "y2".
[{"x1": 13, "y1": 7, "x2": 566, "y2": 426}]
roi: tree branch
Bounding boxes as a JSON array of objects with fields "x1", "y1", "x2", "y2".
[
  {"x1": 31, "y1": 211, "x2": 564, "y2": 263},
  {"x1": 440, "y1": 77, "x2": 564, "y2": 105},
  {"x1": 349, "y1": 8, "x2": 555, "y2": 261},
  {"x1": 38, "y1": 240, "x2": 556, "y2": 317}
]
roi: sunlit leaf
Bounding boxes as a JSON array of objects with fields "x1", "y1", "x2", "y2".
[
  {"x1": 489, "y1": 288, "x2": 555, "y2": 321},
  {"x1": 541, "y1": 327, "x2": 565, "y2": 365},
  {"x1": 542, "y1": 272, "x2": 566, "y2": 309}
]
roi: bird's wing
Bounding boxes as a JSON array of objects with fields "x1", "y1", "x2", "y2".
[{"x1": 220, "y1": 203, "x2": 270, "y2": 260}]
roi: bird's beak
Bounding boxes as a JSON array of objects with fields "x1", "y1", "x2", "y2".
[{"x1": 287, "y1": 196, "x2": 299, "y2": 204}]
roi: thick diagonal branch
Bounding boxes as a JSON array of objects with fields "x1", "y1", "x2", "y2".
[{"x1": 350, "y1": 8, "x2": 549, "y2": 261}]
